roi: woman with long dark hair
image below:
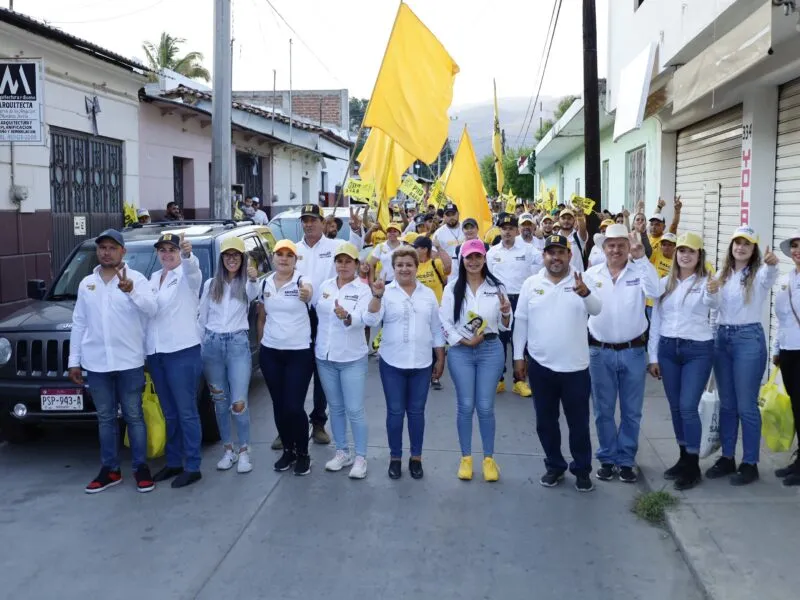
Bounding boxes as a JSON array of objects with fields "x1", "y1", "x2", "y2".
[
  {"x1": 198, "y1": 237, "x2": 261, "y2": 474},
  {"x1": 706, "y1": 227, "x2": 779, "y2": 486},
  {"x1": 647, "y1": 232, "x2": 719, "y2": 490},
  {"x1": 440, "y1": 239, "x2": 512, "y2": 482}
]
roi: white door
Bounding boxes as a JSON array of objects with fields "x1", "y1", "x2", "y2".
[{"x1": 675, "y1": 107, "x2": 743, "y2": 271}]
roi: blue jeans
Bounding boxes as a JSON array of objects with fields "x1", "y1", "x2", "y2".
[
  {"x1": 378, "y1": 359, "x2": 432, "y2": 458},
  {"x1": 147, "y1": 345, "x2": 204, "y2": 471},
  {"x1": 715, "y1": 324, "x2": 767, "y2": 464},
  {"x1": 317, "y1": 356, "x2": 369, "y2": 457},
  {"x1": 86, "y1": 367, "x2": 146, "y2": 470},
  {"x1": 658, "y1": 337, "x2": 714, "y2": 454},
  {"x1": 447, "y1": 338, "x2": 505, "y2": 456},
  {"x1": 201, "y1": 330, "x2": 252, "y2": 449},
  {"x1": 589, "y1": 345, "x2": 647, "y2": 467}
]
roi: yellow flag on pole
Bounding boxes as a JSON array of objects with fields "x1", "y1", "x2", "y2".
[
  {"x1": 362, "y1": 3, "x2": 460, "y2": 163},
  {"x1": 445, "y1": 127, "x2": 493, "y2": 235},
  {"x1": 357, "y1": 128, "x2": 410, "y2": 230},
  {"x1": 492, "y1": 79, "x2": 505, "y2": 194}
]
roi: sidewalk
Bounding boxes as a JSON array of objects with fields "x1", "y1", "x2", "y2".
[{"x1": 637, "y1": 378, "x2": 800, "y2": 600}]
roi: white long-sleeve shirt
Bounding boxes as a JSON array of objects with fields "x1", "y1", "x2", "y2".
[
  {"x1": 146, "y1": 254, "x2": 203, "y2": 355},
  {"x1": 295, "y1": 230, "x2": 363, "y2": 304},
  {"x1": 773, "y1": 270, "x2": 800, "y2": 354},
  {"x1": 486, "y1": 238, "x2": 543, "y2": 294},
  {"x1": 68, "y1": 265, "x2": 157, "y2": 372},
  {"x1": 368, "y1": 280, "x2": 445, "y2": 369},
  {"x1": 583, "y1": 257, "x2": 660, "y2": 343},
  {"x1": 716, "y1": 263, "x2": 779, "y2": 326},
  {"x1": 439, "y1": 279, "x2": 512, "y2": 346},
  {"x1": 432, "y1": 224, "x2": 465, "y2": 282},
  {"x1": 198, "y1": 277, "x2": 261, "y2": 335},
  {"x1": 260, "y1": 271, "x2": 312, "y2": 350},
  {"x1": 314, "y1": 277, "x2": 372, "y2": 362},
  {"x1": 562, "y1": 229, "x2": 588, "y2": 274},
  {"x1": 647, "y1": 274, "x2": 720, "y2": 363},
  {"x1": 513, "y1": 270, "x2": 602, "y2": 372}
]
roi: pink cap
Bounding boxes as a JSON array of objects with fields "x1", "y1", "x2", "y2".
[{"x1": 461, "y1": 238, "x2": 486, "y2": 257}]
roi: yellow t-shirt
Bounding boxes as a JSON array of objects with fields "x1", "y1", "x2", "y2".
[{"x1": 416, "y1": 258, "x2": 446, "y2": 304}]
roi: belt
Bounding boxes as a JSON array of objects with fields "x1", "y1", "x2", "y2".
[
  {"x1": 483, "y1": 333, "x2": 499, "y2": 341},
  {"x1": 589, "y1": 335, "x2": 646, "y2": 351}
]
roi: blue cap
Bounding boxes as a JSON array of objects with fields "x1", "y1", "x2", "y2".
[{"x1": 95, "y1": 229, "x2": 125, "y2": 247}]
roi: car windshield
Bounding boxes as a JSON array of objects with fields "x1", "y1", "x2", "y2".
[
  {"x1": 49, "y1": 243, "x2": 212, "y2": 300},
  {"x1": 268, "y1": 215, "x2": 351, "y2": 242}
]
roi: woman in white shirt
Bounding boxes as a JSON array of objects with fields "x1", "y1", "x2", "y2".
[
  {"x1": 440, "y1": 238, "x2": 512, "y2": 483},
  {"x1": 772, "y1": 230, "x2": 800, "y2": 487},
  {"x1": 146, "y1": 233, "x2": 204, "y2": 488},
  {"x1": 368, "y1": 221, "x2": 403, "y2": 282},
  {"x1": 366, "y1": 247, "x2": 445, "y2": 480},
  {"x1": 705, "y1": 226, "x2": 779, "y2": 486},
  {"x1": 258, "y1": 239, "x2": 315, "y2": 476},
  {"x1": 647, "y1": 233, "x2": 719, "y2": 491},
  {"x1": 198, "y1": 237, "x2": 260, "y2": 474},
  {"x1": 314, "y1": 243, "x2": 372, "y2": 479}
]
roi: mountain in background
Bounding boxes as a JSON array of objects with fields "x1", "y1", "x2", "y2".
[{"x1": 448, "y1": 95, "x2": 559, "y2": 160}]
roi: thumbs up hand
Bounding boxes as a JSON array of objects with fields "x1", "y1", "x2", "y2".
[
  {"x1": 179, "y1": 232, "x2": 192, "y2": 258},
  {"x1": 334, "y1": 299, "x2": 349, "y2": 321}
]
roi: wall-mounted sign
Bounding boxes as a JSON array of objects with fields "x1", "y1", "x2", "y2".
[{"x1": 0, "y1": 59, "x2": 44, "y2": 145}]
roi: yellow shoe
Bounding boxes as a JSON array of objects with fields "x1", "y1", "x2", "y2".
[
  {"x1": 483, "y1": 457, "x2": 500, "y2": 482},
  {"x1": 513, "y1": 380, "x2": 532, "y2": 398},
  {"x1": 496, "y1": 381, "x2": 506, "y2": 393},
  {"x1": 457, "y1": 456, "x2": 473, "y2": 480}
]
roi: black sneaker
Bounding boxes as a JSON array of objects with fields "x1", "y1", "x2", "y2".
[
  {"x1": 85, "y1": 466, "x2": 123, "y2": 494},
  {"x1": 294, "y1": 454, "x2": 311, "y2": 476},
  {"x1": 775, "y1": 451, "x2": 798, "y2": 478},
  {"x1": 730, "y1": 463, "x2": 759, "y2": 486},
  {"x1": 171, "y1": 471, "x2": 202, "y2": 488},
  {"x1": 153, "y1": 466, "x2": 184, "y2": 482},
  {"x1": 134, "y1": 465, "x2": 155, "y2": 493},
  {"x1": 782, "y1": 472, "x2": 800, "y2": 487},
  {"x1": 575, "y1": 474, "x2": 595, "y2": 492},
  {"x1": 539, "y1": 469, "x2": 565, "y2": 487},
  {"x1": 663, "y1": 446, "x2": 687, "y2": 480},
  {"x1": 431, "y1": 379, "x2": 443, "y2": 391},
  {"x1": 409, "y1": 458, "x2": 424, "y2": 480},
  {"x1": 388, "y1": 459, "x2": 402, "y2": 479},
  {"x1": 705, "y1": 456, "x2": 737, "y2": 479},
  {"x1": 274, "y1": 450, "x2": 296, "y2": 472},
  {"x1": 674, "y1": 454, "x2": 701, "y2": 491},
  {"x1": 619, "y1": 466, "x2": 638, "y2": 483},
  {"x1": 596, "y1": 463, "x2": 616, "y2": 481}
]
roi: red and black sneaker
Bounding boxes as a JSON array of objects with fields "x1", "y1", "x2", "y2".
[
  {"x1": 134, "y1": 465, "x2": 155, "y2": 493},
  {"x1": 85, "y1": 467, "x2": 123, "y2": 494}
]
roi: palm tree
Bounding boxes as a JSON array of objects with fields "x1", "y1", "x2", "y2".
[{"x1": 142, "y1": 33, "x2": 211, "y2": 82}]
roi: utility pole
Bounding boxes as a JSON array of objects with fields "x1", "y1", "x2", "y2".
[
  {"x1": 582, "y1": 0, "x2": 601, "y2": 258},
  {"x1": 211, "y1": 0, "x2": 232, "y2": 219}
]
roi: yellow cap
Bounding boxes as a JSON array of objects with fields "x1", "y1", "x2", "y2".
[
  {"x1": 676, "y1": 232, "x2": 703, "y2": 251},
  {"x1": 559, "y1": 208, "x2": 575, "y2": 218},
  {"x1": 334, "y1": 242, "x2": 359, "y2": 260},
  {"x1": 219, "y1": 237, "x2": 245, "y2": 255},
  {"x1": 273, "y1": 239, "x2": 298, "y2": 255},
  {"x1": 372, "y1": 230, "x2": 387, "y2": 243},
  {"x1": 600, "y1": 219, "x2": 615, "y2": 228},
  {"x1": 386, "y1": 221, "x2": 403, "y2": 232},
  {"x1": 403, "y1": 232, "x2": 420, "y2": 245},
  {"x1": 731, "y1": 226, "x2": 759, "y2": 245}
]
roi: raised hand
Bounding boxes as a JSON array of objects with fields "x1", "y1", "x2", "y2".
[
  {"x1": 499, "y1": 291, "x2": 512, "y2": 316},
  {"x1": 635, "y1": 200, "x2": 645, "y2": 214},
  {"x1": 764, "y1": 246, "x2": 779, "y2": 266},
  {"x1": 628, "y1": 232, "x2": 645, "y2": 259},
  {"x1": 299, "y1": 282, "x2": 312, "y2": 303},
  {"x1": 247, "y1": 264, "x2": 259, "y2": 281},
  {"x1": 657, "y1": 197, "x2": 666, "y2": 210},
  {"x1": 622, "y1": 208, "x2": 631, "y2": 219},
  {"x1": 674, "y1": 195, "x2": 683, "y2": 211},
  {"x1": 707, "y1": 277, "x2": 721, "y2": 294},
  {"x1": 574, "y1": 272, "x2": 590, "y2": 297},
  {"x1": 370, "y1": 274, "x2": 386, "y2": 297},
  {"x1": 349, "y1": 205, "x2": 363, "y2": 232},
  {"x1": 333, "y1": 299, "x2": 349, "y2": 321},
  {"x1": 179, "y1": 232, "x2": 192, "y2": 258},
  {"x1": 115, "y1": 266, "x2": 133, "y2": 293}
]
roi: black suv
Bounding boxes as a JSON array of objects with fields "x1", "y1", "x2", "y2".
[{"x1": 0, "y1": 220, "x2": 274, "y2": 443}]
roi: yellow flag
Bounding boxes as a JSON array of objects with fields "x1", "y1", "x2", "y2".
[
  {"x1": 362, "y1": 3, "x2": 460, "y2": 163},
  {"x1": 492, "y1": 79, "x2": 505, "y2": 194},
  {"x1": 357, "y1": 128, "x2": 415, "y2": 212},
  {"x1": 445, "y1": 127, "x2": 493, "y2": 235},
  {"x1": 538, "y1": 177, "x2": 547, "y2": 201}
]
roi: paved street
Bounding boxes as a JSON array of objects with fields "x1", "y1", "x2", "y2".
[{"x1": 0, "y1": 358, "x2": 702, "y2": 600}]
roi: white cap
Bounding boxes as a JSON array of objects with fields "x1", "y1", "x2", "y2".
[
  {"x1": 603, "y1": 224, "x2": 629, "y2": 241},
  {"x1": 780, "y1": 229, "x2": 800, "y2": 258},
  {"x1": 649, "y1": 214, "x2": 666, "y2": 223},
  {"x1": 136, "y1": 208, "x2": 150, "y2": 217},
  {"x1": 252, "y1": 197, "x2": 260, "y2": 204}
]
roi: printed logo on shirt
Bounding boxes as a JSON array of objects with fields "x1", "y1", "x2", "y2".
[
  {"x1": 483, "y1": 290, "x2": 498, "y2": 297},
  {"x1": 595, "y1": 281, "x2": 602, "y2": 288},
  {"x1": 514, "y1": 256, "x2": 527, "y2": 262},
  {"x1": 492, "y1": 255, "x2": 502, "y2": 262},
  {"x1": 86, "y1": 284, "x2": 96, "y2": 291},
  {"x1": 322, "y1": 292, "x2": 330, "y2": 299},
  {"x1": 167, "y1": 279, "x2": 178, "y2": 288},
  {"x1": 264, "y1": 291, "x2": 271, "y2": 298},
  {"x1": 283, "y1": 289, "x2": 299, "y2": 297},
  {"x1": 344, "y1": 294, "x2": 360, "y2": 302},
  {"x1": 319, "y1": 252, "x2": 332, "y2": 259},
  {"x1": 626, "y1": 278, "x2": 640, "y2": 286},
  {"x1": 533, "y1": 288, "x2": 544, "y2": 295}
]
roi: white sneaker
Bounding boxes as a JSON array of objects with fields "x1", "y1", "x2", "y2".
[
  {"x1": 325, "y1": 449, "x2": 354, "y2": 472},
  {"x1": 349, "y1": 456, "x2": 368, "y2": 479},
  {"x1": 237, "y1": 450, "x2": 253, "y2": 474},
  {"x1": 217, "y1": 449, "x2": 238, "y2": 470}
]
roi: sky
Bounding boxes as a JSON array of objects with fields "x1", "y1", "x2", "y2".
[{"x1": 11, "y1": 0, "x2": 609, "y2": 108}]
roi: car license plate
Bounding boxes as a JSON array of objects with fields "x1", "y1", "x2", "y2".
[{"x1": 41, "y1": 388, "x2": 84, "y2": 411}]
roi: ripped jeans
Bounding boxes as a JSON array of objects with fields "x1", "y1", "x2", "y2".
[{"x1": 201, "y1": 329, "x2": 252, "y2": 450}]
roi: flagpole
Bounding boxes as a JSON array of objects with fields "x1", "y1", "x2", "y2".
[
  {"x1": 442, "y1": 126, "x2": 465, "y2": 197},
  {"x1": 335, "y1": 0, "x2": 406, "y2": 208}
]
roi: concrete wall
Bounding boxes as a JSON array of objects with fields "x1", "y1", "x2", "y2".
[
  {"x1": 270, "y1": 145, "x2": 324, "y2": 213},
  {"x1": 233, "y1": 89, "x2": 349, "y2": 131}
]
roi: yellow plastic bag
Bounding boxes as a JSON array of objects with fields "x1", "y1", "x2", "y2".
[
  {"x1": 758, "y1": 368, "x2": 795, "y2": 453},
  {"x1": 124, "y1": 372, "x2": 166, "y2": 459}
]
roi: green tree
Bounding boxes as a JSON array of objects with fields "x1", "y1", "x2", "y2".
[
  {"x1": 142, "y1": 33, "x2": 210, "y2": 82},
  {"x1": 349, "y1": 97, "x2": 369, "y2": 132},
  {"x1": 480, "y1": 146, "x2": 535, "y2": 198},
  {"x1": 534, "y1": 119, "x2": 554, "y2": 142},
  {"x1": 533, "y1": 95, "x2": 579, "y2": 142}
]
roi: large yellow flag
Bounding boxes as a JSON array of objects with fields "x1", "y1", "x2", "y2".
[
  {"x1": 445, "y1": 127, "x2": 493, "y2": 235},
  {"x1": 362, "y1": 3, "x2": 460, "y2": 164},
  {"x1": 492, "y1": 79, "x2": 505, "y2": 194},
  {"x1": 357, "y1": 128, "x2": 412, "y2": 230}
]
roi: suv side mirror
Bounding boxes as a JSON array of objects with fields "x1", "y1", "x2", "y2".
[{"x1": 27, "y1": 279, "x2": 46, "y2": 300}]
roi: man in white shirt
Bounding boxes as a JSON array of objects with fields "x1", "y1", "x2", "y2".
[
  {"x1": 487, "y1": 213, "x2": 542, "y2": 397},
  {"x1": 518, "y1": 213, "x2": 536, "y2": 246},
  {"x1": 68, "y1": 229, "x2": 158, "y2": 494},
  {"x1": 513, "y1": 234, "x2": 602, "y2": 492},
  {"x1": 530, "y1": 213, "x2": 556, "y2": 250},
  {"x1": 293, "y1": 204, "x2": 364, "y2": 445},
  {"x1": 557, "y1": 208, "x2": 588, "y2": 273},
  {"x1": 582, "y1": 224, "x2": 659, "y2": 484},
  {"x1": 432, "y1": 202, "x2": 464, "y2": 281},
  {"x1": 251, "y1": 198, "x2": 269, "y2": 225}
]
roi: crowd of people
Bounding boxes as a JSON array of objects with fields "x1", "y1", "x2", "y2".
[{"x1": 67, "y1": 191, "x2": 800, "y2": 494}]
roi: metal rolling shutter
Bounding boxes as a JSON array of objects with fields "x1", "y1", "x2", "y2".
[
  {"x1": 675, "y1": 107, "x2": 743, "y2": 271},
  {"x1": 770, "y1": 79, "x2": 800, "y2": 351}
]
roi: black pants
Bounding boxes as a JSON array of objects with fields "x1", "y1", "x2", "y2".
[
  {"x1": 307, "y1": 306, "x2": 328, "y2": 426},
  {"x1": 260, "y1": 346, "x2": 314, "y2": 455},
  {"x1": 527, "y1": 354, "x2": 593, "y2": 476},
  {"x1": 499, "y1": 294, "x2": 521, "y2": 381},
  {"x1": 779, "y1": 349, "x2": 800, "y2": 443}
]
